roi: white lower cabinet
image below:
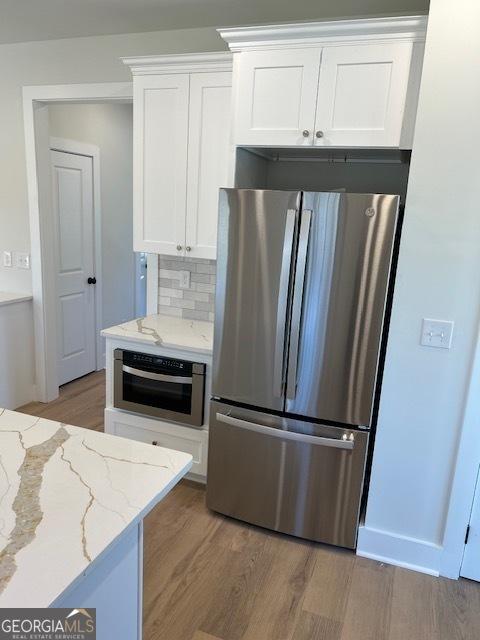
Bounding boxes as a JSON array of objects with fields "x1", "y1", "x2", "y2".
[{"x1": 105, "y1": 408, "x2": 208, "y2": 480}]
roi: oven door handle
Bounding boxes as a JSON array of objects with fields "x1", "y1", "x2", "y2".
[{"x1": 122, "y1": 365, "x2": 192, "y2": 384}]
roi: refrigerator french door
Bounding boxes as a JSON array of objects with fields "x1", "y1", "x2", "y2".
[{"x1": 208, "y1": 189, "x2": 399, "y2": 548}]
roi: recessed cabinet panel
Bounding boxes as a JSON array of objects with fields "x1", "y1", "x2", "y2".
[
  {"x1": 133, "y1": 74, "x2": 189, "y2": 254},
  {"x1": 186, "y1": 73, "x2": 232, "y2": 259},
  {"x1": 235, "y1": 48, "x2": 321, "y2": 146},
  {"x1": 314, "y1": 43, "x2": 413, "y2": 147}
]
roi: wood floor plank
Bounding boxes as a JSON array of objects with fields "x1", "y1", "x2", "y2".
[
  {"x1": 23, "y1": 372, "x2": 480, "y2": 640},
  {"x1": 434, "y1": 575, "x2": 480, "y2": 640},
  {"x1": 19, "y1": 370, "x2": 106, "y2": 431},
  {"x1": 191, "y1": 631, "x2": 224, "y2": 640},
  {"x1": 303, "y1": 546, "x2": 355, "y2": 622},
  {"x1": 292, "y1": 611, "x2": 342, "y2": 640},
  {"x1": 144, "y1": 530, "x2": 233, "y2": 640},
  {"x1": 339, "y1": 557, "x2": 395, "y2": 640},
  {"x1": 239, "y1": 534, "x2": 316, "y2": 640},
  {"x1": 198, "y1": 521, "x2": 272, "y2": 640},
  {"x1": 389, "y1": 567, "x2": 438, "y2": 640}
]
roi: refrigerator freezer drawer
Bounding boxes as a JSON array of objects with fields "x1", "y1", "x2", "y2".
[{"x1": 206, "y1": 401, "x2": 369, "y2": 549}]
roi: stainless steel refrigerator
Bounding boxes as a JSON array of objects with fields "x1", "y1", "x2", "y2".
[{"x1": 207, "y1": 189, "x2": 399, "y2": 548}]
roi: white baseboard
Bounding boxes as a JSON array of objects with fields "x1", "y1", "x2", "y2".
[{"x1": 357, "y1": 524, "x2": 442, "y2": 577}]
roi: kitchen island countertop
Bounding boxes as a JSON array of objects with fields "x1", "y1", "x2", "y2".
[{"x1": 0, "y1": 408, "x2": 192, "y2": 608}]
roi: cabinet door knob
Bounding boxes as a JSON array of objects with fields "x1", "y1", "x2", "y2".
[
  {"x1": 302, "y1": 130, "x2": 310, "y2": 137},
  {"x1": 186, "y1": 246, "x2": 192, "y2": 252},
  {"x1": 315, "y1": 130, "x2": 324, "y2": 138},
  {"x1": 176, "y1": 245, "x2": 183, "y2": 251},
  {"x1": 152, "y1": 440, "x2": 158, "y2": 446}
]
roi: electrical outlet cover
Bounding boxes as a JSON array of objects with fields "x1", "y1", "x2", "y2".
[
  {"x1": 14, "y1": 252, "x2": 31, "y2": 270},
  {"x1": 179, "y1": 270, "x2": 190, "y2": 289},
  {"x1": 421, "y1": 318, "x2": 454, "y2": 349}
]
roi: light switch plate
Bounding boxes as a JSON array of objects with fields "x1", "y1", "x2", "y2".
[
  {"x1": 179, "y1": 270, "x2": 190, "y2": 289},
  {"x1": 14, "y1": 252, "x2": 31, "y2": 269},
  {"x1": 2, "y1": 251, "x2": 12, "y2": 267},
  {"x1": 421, "y1": 318, "x2": 454, "y2": 349}
]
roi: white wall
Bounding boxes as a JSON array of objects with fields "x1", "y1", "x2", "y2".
[
  {"x1": 0, "y1": 26, "x2": 224, "y2": 293},
  {"x1": 48, "y1": 102, "x2": 135, "y2": 330},
  {"x1": 358, "y1": 0, "x2": 480, "y2": 575}
]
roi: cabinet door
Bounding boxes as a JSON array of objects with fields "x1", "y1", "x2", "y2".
[
  {"x1": 235, "y1": 48, "x2": 321, "y2": 146},
  {"x1": 314, "y1": 43, "x2": 413, "y2": 147},
  {"x1": 133, "y1": 74, "x2": 189, "y2": 255},
  {"x1": 185, "y1": 72, "x2": 232, "y2": 259}
]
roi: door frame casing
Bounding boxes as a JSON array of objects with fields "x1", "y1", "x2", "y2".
[
  {"x1": 440, "y1": 319, "x2": 480, "y2": 578},
  {"x1": 50, "y1": 137, "x2": 103, "y2": 374},
  {"x1": 23, "y1": 82, "x2": 134, "y2": 402}
]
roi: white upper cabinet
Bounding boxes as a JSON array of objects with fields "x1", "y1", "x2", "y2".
[
  {"x1": 314, "y1": 42, "x2": 413, "y2": 147},
  {"x1": 234, "y1": 48, "x2": 321, "y2": 146},
  {"x1": 124, "y1": 53, "x2": 233, "y2": 257},
  {"x1": 220, "y1": 16, "x2": 427, "y2": 149},
  {"x1": 133, "y1": 74, "x2": 189, "y2": 255},
  {"x1": 186, "y1": 72, "x2": 232, "y2": 258}
]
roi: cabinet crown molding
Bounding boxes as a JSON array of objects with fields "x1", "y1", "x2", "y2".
[
  {"x1": 121, "y1": 51, "x2": 233, "y2": 75},
  {"x1": 218, "y1": 15, "x2": 427, "y2": 51}
]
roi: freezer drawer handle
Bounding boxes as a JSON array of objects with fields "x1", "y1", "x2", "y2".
[
  {"x1": 122, "y1": 365, "x2": 192, "y2": 384},
  {"x1": 273, "y1": 208, "x2": 297, "y2": 397},
  {"x1": 216, "y1": 412, "x2": 354, "y2": 450}
]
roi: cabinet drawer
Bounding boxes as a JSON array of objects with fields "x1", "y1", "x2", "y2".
[{"x1": 105, "y1": 408, "x2": 208, "y2": 479}]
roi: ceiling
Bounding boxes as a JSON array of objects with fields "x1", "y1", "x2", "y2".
[{"x1": 0, "y1": 0, "x2": 429, "y2": 45}]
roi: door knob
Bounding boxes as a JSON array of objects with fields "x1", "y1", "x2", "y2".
[
  {"x1": 315, "y1": 130, "x2": 324, "y2": 138},
  {"x1": 302, "y1": 130, "x2": 310, "y2": 137},
  {"x1": 176, "y1": 245, "x2": 183, "y2": 251},
  {"x1": 87, "y1": 276, "x2": 96, "y2": 285},
  {"x1": 186, "y1": 246, "x2": 191, "y2": 252}
]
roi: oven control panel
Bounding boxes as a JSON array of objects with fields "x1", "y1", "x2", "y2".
[{"x1": 114, "y1": 349, "x2": 205, "y2": 376}]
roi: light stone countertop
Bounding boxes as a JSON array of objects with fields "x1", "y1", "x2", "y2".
[
  {"x1": 0, "y1": 292, "x2": 33, "y2": 307},
  {"x1": 0, "y1": 408, "x2": 192, "y2": 608},
  {"x1": 101, "y1": 313, "x2": 214, "y2": 355}
]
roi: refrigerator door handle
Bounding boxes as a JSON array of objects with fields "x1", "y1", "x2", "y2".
[
  {"x1": 273, "y1": 208, "x2": 297, "y2": 397},
  {"x1": 286, "y1": 209, "x2": 312, "y2": 400},
  {"x1": 216, "y1": 412, "x2": 355, "y2": 450}
]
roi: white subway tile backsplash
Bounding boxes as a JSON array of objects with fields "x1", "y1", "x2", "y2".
[
  {"x1": 158, "y1": 305, "x2": 182, "y2": 317},
  {"x1": 169, "y1": 298, "x2": 196, "y2": 309},
  {"x1": 183, "y1": 309, "x2": 210, "y2": 321},
  {"x1": 190, "y1": 273, "x2": 211, "y2": 284},
  {"x1": 183, "y1": 290, "x2": 210, "y2": 302},
  {"x1": 158, "y1": 255, "x2": 216, "y2": 321},
  {"x1": 194, "y1": 282, "x2": 215, "y2": 294},
  {"x1": 159, "y1": 268, "x2": 182, "y2": 280}
]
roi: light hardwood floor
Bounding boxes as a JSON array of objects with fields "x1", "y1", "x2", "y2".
[{"x1": 20, "y1": 372, "x2": 480, "y2": 640}]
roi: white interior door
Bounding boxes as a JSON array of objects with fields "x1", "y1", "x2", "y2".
[
  {"x1": 51, "y1": 150, "x2": 96, "y2": 386},
  {"x1": 314, "y1": 42, "x2": 413, "y2": 147},
  {"x1": 461, "y1": 465, "x2": 480, "y2": 581},
  {"x1": 185, "y1": 71, "x2": 232, "y2": 259}
]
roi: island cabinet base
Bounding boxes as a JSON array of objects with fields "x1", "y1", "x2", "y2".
[{"x1": 52, "y1": 522, "x2": 143, "y2": 640}]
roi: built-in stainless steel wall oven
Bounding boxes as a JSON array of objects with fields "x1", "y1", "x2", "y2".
[{"x1": 113, "y1": 349, "x2": 206, "y2": 427}]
